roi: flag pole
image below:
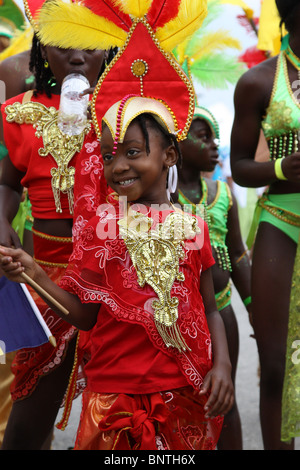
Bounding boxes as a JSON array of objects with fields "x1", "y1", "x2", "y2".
[
  {"x1": 0, "y1": 253, "x2": 69, "y2": 316},
  {"x1": 20, "y1": 272, "x2": 69, "y2": 316}
]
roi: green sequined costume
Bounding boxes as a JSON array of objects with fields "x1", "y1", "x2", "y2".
[
  {"x1": 257, "y1": 50, "x2": 300, "y2": 443},
  {"x1": 178, "y1": 179, "x2": 233, "y2": 310}
]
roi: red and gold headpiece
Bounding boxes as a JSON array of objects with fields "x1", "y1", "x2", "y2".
[{"x1": 36, "y1": 0, "x2": 207, "y2": 144}]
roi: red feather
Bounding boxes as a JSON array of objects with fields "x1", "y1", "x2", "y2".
[
  {"x1": 82, "y1": 0, "x2": 132, "y2": 31},
  {"x1": 239, "y1": 46, "x2": 267, "y2": 68},
  {"x1": 147, "y1": 0, "x2": 181, "y2": 31},
  {"x1": 237, "y1": 14, "x2": 259, "y2": 35}
]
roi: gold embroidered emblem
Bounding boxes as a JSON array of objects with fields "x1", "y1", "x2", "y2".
[
  {"x1": 5, "y1": 101, "x2": 91, "y2": 214},
  {"x1": 118, "y1": 208, "x2": 200, "y2": 352}
]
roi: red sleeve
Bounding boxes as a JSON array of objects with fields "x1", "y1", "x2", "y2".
[
  {"x1": 1, "y1": 94, "x2": 30, "y2": 172},
  {"x1": 201, "y1": 220, "x2": 215, "y2": 272}
]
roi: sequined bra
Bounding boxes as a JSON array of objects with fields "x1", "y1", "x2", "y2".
[{"x1": 261, "y1": 52, "x2": 300, "y2": 160}]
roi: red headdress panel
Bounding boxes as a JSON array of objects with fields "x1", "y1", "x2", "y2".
[
  {"x1": 37, "y1": 0, "x2": 207, "y2": 142},
  {"x1": 23, "y1": 0, "x2": 45, "y2": 31},
  {"x1": 23, "y1": 0, "x2": 77, "y2": 32}
]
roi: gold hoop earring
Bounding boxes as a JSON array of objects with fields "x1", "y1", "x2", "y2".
[{"x1": 44, "y1": 60, "x2": 49, "y2": 69}]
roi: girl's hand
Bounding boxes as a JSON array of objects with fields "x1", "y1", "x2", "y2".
[
  {"x1": 80, "y1": 88, "x2": 95, "y2": 119},
  {"x1": 0, "y1": 245, "x2": 39, "y2": 283},
  {"x1": 199, "y1": 363, "x2": 234, "y2": 419},
  {"x1": 281, "y1": 153, "x2": 300, "y2": 182}
]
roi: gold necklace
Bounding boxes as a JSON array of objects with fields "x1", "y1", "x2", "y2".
[{"x1": 285, "y1": 44, "x2": 300, "y2": 81}]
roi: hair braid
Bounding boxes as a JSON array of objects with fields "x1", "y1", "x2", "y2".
[
  {"x1": 137, "y1": 114, "x2": 182, "y2": 167},
  {"x1": 29, "y1": 38, "x2": 118, "y2": 98},
  {"x1": 29, "y1": 34, "x2": 55, "y2": 97}
]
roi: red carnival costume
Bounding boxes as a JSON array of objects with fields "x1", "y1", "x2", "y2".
[
  {"x1": 1, "y1": 90, "x2": 107, "y2": 401},
  {"x1": 60, "y1": 200, "x2": 223, "y2": 449},
  {"x1": 37, "y1": 0, "x2": 224, "y2": 450}
]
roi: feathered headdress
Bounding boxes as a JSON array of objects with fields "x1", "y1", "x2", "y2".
[{"x1": 36, "y1": 0, "x2": 208, "y2": 143}]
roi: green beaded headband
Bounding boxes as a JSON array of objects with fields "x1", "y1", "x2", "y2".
[{"x1": 192, "y1": 105, "x2": 220, "y2": 140}]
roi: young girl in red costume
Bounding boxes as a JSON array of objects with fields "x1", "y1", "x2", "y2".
[
  {"x1": 0, "y1": 0, "x2": 234, "y2": 451},
  {"x1": 0, "y1": 0, "x2": 110, "y2": 449}
]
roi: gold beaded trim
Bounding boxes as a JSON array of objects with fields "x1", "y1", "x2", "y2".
[
  {"x1": 23, "y1": 0, "x2": 39, "y2": 33},
  {"x1": 33, "y1": 257, "x2": 68, "y2": 268},
  {"x1": 283, "y1": 52, "x2": 300, "y2": 111},
  {"x1": 258, "y1": 195, "x2": 300, "y2": 227},
  {"x1": 215, "y1": 281, "x2": 232, "y2": 311},
  {"x1": 32, "y1": 228, "x2": 73, "y2": 243},
  {"x1": 91, "y1": 17, "x2": 195, "y2": 143}
]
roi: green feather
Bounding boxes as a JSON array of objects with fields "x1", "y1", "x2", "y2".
[{"x1": 191, "y1": 54, "x2": 246, "y2": 89}]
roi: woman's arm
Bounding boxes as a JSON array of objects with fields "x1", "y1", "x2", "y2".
[
  {"x1": 199, "y1": 267, "x2": 234, "y2": 418},
  {"x1": 0, "y1": 246, "x2": 99, "y2": 330},
  {"x1": 231, "y1": 62, "x2": 300, "y2": 186},
  {"x1": 230, "y1": 64, "x2": 278, "y2": 187}
]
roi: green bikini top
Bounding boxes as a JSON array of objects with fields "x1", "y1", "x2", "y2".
[
  {"x1": 261, "y1": 52, "x2": 300, "y2": 160},
  {"x1": 178, "y1": 179, "x2": 232, "y2": 271}
]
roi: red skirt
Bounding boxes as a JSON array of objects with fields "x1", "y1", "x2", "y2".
[
  {"x1": 74, "y1": 387, "x2": 223, "y2": 450},
  {"x1": 10, "y1": 229, "x2": 77, "y2": 402}
]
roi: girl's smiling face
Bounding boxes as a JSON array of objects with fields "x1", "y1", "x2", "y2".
[{"x1": 101, "y1": 117, "x2": 178, "y2": 206}]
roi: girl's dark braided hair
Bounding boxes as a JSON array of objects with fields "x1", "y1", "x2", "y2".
[
  {"x1": 29, "y1": 34, "x2": 53, "y2": 97},
  {"x1": 136, "y1": 113, "x2": 182, "y2": 168},
  {"x1": 29, "y1": 33, "x2": 117, "y2": 98}
]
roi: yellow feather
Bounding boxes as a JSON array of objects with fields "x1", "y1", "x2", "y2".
[
  {"x1": 220, "y1": 0, "x2": 253, "y2": 19},
  {"x1": 113, "y1": 0, "x2": 152, "y2": 18},
  {"x1": 156, "y1": 0, "x2": 208, "y2": 52},
  {"x1": 176, "y1": 39, "x2": 190, "y2": 64},
  {"x1": 190, "y1": 31, "x2": 241, "y2": 61},
  {"x1": 37, "y1": 1, "x2": 127, "y2": 50}
]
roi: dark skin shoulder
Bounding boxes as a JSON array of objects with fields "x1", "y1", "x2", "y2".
[
  {"x1": 0, "y1": 50, "x2": 33, "y2": 99},
  {"x1": 230, "y1": 57, "x2": 277, "y2": 186}
]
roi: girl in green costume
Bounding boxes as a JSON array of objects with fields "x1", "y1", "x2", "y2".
[
  {"x1": 178, "y1": 106, "x2": 252, "y2": 450},
  {"x1": 231, "y1": 0, "x2": 300, "y2": 450}
]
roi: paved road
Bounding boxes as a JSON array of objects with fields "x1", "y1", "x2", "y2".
[{"x1": 52, "y1": 287, "x2": 300, "y2": 450}]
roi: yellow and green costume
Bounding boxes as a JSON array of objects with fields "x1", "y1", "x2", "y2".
[
  {"x1": 247, "y1": 48, "x2": 300, "y2": 443},
  {"x1": 178, "y1": 179, "x2": 233, "y2": 311}
]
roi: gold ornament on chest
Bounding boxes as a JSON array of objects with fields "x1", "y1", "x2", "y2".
[
  {"x1": 118, "y1": 209, "x2": 200, "y2": 352},
  {"x1": 5, "y1": 101, "x2": 91, "y2": 214}
]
